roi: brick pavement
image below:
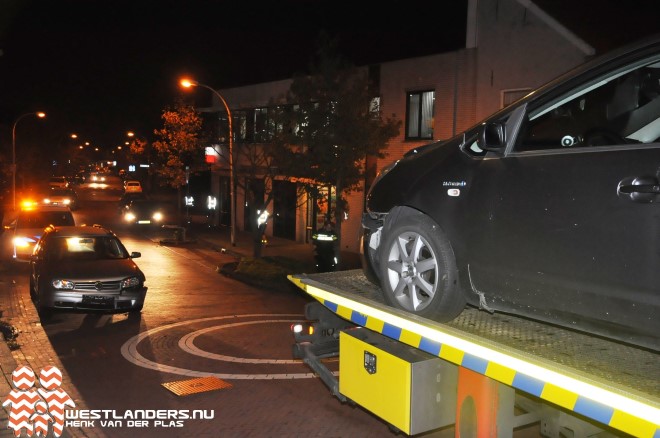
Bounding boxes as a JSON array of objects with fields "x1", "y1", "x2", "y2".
[{"x1": 0, "y1": 261, "x2": 105, "y2": 438}]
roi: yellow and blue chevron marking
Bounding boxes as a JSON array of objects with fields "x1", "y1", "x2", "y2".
[{"x1": 289, "y1": 275, "x2": 660, "y2": 438}]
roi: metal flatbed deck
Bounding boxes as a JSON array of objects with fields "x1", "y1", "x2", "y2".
[{"x1": 289, "y1": 270, "x2": 660, "y2": 438}]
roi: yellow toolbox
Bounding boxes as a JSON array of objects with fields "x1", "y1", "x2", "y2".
[{"x1": 339, "y1": 328, "x2": 457, "y2": 435}]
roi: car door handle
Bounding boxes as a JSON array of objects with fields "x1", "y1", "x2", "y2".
[
  {"x1": 617, "y1": 176, "x2": 660, "y2": 203},
  {"x1": 618, "y1": 184, "x2": 660, "y2": 194}
]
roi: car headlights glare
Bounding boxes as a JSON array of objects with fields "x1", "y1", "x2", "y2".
[
  {"x1": 13, "y1": 236, "x2": 36, "y2": 247},
  {"x1": 125, "y1": 212, "x2": 136, "y2": 222},
  {"x1": 121, "y1": 277, "x2": 140, "y2": 288},
  {"x1": 52, "y1": 279, "x2": 75, "y2": 290},
  {"x1": 153, "y1": 212, "x2": 163, "y2": 221}
]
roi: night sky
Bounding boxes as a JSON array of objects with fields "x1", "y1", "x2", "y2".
[
  {"x1": 0, "y1": 0, "x2": 468, "y2": 149},
  {"x1": 0, "y1": 0, "x2": 658, "y2": 152}
]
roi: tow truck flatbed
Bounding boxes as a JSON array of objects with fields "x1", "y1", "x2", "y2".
[{"x1": 289, "y1": 270, "x2": 659, "y2": 437}]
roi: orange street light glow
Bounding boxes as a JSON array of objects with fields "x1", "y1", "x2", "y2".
[{"x1": 180, "y1": 78, "x2": 197, "y2": 88}]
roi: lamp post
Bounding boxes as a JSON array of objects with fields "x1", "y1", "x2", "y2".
[
  {"x1": 180, "y1": 78, "x2": 235, "y2": 246},
  {"x1": 12, "y1": 111, "x2": 46, "y2": 210}
]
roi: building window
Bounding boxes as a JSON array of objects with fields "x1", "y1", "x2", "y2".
[
  {"x1": 370, "y1": 96, "x2": 381, "y2": 118},
  {"x1": 234, "y1": 110, "x2": 247, "y2": 142},
  {"x1": 254, "y1": 107, "x2": 269, "y2": 143},
  {"x1": 406, "y1": 90, "x2": 434, "y2": 139}
]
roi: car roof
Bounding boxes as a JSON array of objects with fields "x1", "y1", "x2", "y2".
[
  {"x1": 21, "y1": 205, "x2": 72, "y2": 213},
  {"x1": 45, "y1": 225, "x2": 113, "y2": 237}
]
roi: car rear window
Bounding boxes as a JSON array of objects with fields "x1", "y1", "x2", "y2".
[{"x1": 19, "y1": 211, "x2": 75, "y2": 228}]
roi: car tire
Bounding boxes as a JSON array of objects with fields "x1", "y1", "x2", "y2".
[
  {"x1": 34, "y1": 280, "x2": 52, "y2": 320},
  {"x1": 129, "y1": 304, "x2": 143, "y2": 313},
  {"x1": 29, "y1": 275, "x2": 36, "y2": 301},
  {"x1": 378, "y1": 213, "x2": 465, "y2": 321}
]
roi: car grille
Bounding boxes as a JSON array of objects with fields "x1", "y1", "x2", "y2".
[{"x1": 75, "y1": 281, "x2": 122, "y2": 292}]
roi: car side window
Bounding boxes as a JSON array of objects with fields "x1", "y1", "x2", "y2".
[
  {"x1": 516, "y1": 59, "x2": 660, "y2": 152},
  {"x1": 96, "y1": 237, "x2": 127, "y2": 259}
]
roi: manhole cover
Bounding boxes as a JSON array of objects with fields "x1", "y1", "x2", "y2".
[{"x1": 162, "y1": 376, "x2": 232, "y2": 396}]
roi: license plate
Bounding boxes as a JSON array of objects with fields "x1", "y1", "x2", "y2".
[
  {"x1": 82, "y1": 295, "x2": 113, "y2": 305},
  {"x1": 138, "y1": 220, "x2": 151, "y2": 224}
]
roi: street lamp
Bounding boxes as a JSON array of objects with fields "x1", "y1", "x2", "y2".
[
  {"x1": 180, "y1": 78, "x2": 236, "y2": 246},
  {"x1": 12, "y1": 111, "x2": 46, "y2": 210}
]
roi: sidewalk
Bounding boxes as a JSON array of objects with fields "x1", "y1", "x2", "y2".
[
  {"x1": 176, "y1": 220, "x2": 361, "y2": 270},
  {"x1": 0, "y1": 220, "x2": 360, "y2": 437},
  {"x1": 0, "y1": 262, "x2": 104, "y2": 438}
]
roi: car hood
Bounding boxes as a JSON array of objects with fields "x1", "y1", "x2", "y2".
[
  {"x1": 45, "y1": 259, "x2": 144, "y2": 280},
  {"x1": 366, "y1": 137, "x2": 461, "y2": 212}
]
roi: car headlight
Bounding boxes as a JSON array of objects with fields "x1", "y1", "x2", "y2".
[
  {"x1": 121, "y1": 277, "x2": 140, "y2": 288},
  {"x1": 13, "y1": 236, "x2": 36, "y2": 247},
  {"x1": 153, "y1": 212, "x2": 163, "y2": 221},
  {"x1": 63, "y1": 199, "x2": 71, "y2": 205},
  {"x1": 43, "y1": 198, "x2": 51, "y2": 204},
  {"x1": 124, "y1": 212, "x2": 136, "y2": 222},
  {"x1": 52, "y1": 279, "x2": 75, "y2": 290}
]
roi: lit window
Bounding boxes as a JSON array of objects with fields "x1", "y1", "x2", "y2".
[{"x1": 406, "y1": 90, "x2": 435, "y2": 140}]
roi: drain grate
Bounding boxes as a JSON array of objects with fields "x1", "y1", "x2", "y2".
[{"x1": 162, "y1": 376, "x2": 232, "y2": 396}]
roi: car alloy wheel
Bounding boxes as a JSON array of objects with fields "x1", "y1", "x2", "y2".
[{"x1": 379, "y1": 211, "x2": 465, "y2": 321}]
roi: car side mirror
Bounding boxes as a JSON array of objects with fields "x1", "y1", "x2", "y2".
[
  {"x1": 480, "y1": 122, "x2": 506, "y2": 151},
  {"x1": 130, "y1": 251, "x2": 141, "y2": 259}
]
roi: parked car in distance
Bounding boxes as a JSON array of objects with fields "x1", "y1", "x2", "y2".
[
  {"x1": 48, "y1": 176, "x2": 69, "y2": 189},
  {"x1": 87, "y1": 172, "x2": 124, "y2": 194},
  {"x1": 122, "y1": 200, "x2": 173, "y2": 227},
  {"x1": 29, "y1": 225, "x2": 147, "y2": 316},
  {"x1": 41, "y1": 188, "x2": 80, "y2": 210},
  {"x1": 360, "y1": 35, "x2": 660, "y2": 352},
  {"x1": 124, "y1": 180, "x2": 142, "y2": 193},
  {"x1": 4, "y1": 205, "x2": 75, "y2": 261}
]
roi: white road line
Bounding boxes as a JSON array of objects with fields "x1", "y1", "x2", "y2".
[
  {"x1": 120, "y1": 314, "x2": 329, "y2": 380},
  {"x1": 179, "y1": 320, "x2": 303, "y2": 364}
]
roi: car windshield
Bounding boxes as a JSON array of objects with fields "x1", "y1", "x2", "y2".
[
  {"x1": 18, "y1": 211, "x2": 75, "y2": 228},
  {"x1": 130, "y1": 201, "x2": 167, "y2": 212},
  {"x1": 49, "y1": 189, "x2": 74, "y2": 196},
  {"x1": 46, "y1": 236, "x2": 128, "y2": 260}
]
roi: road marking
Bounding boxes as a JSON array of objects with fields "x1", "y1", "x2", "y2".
[
  {"x1": 179, "y1": 320, "x2": 303, "y2": 364},
  {"x1": 120, "y1": 314, "x2": 330, "y2": 380}
]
